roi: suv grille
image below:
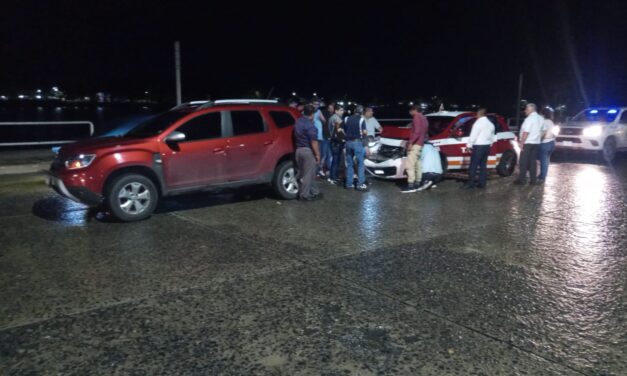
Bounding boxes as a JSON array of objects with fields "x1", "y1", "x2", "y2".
[{"x1": 560, "y1": 127, "x2": 583, "y2": 136}]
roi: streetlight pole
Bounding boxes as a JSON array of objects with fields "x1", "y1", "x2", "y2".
[
  {"x1": 514, "y1": 73, "x2": 523, "y2": 130},
  {"x1": 174, "y1": 41, "x2": 182, "y2": 105}
]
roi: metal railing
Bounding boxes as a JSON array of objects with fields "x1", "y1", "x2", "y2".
[{"x1": 0, "y1": 121, "x2": 94, "y2": 146}]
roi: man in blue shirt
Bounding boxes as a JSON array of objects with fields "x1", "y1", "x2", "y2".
[
  {"x1": 342, "y1": 105, "x2": 368, "y2": 191},
  {"x1": 294, "y1": 105, "x2": 323, "y2": 201}
]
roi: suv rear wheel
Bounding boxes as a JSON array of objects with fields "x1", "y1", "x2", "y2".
[
  {"x1": 272, "y1": 160, "x2": 298, "y2": 199},
  {"x1": 106, "y1": 173, "x2": 158, "y2": 222},
  {"x1": 497, "y1": 150, "x2": 517, "y2": 177}
]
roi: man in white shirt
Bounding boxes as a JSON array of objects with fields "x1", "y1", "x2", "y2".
[
  {"x1": 363, "y1": 107, "x2": 382, "y2": 138},
  {"x1": 465, "y1": 108, "x2": 495, "y2": 189},
  {"x1": 514, "y1": 103, "x2": 544, "y2": 185}
]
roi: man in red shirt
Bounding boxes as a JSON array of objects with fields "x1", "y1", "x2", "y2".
[{"x1": 402, "y1": 105, "x2": 429, "y2": 193}]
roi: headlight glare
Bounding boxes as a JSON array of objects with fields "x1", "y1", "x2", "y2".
[
  {"x1": 65, "y1": 154, "x2": 96, "y2": 170},
  {"x1": 583, "y1": 125, "x2": 603, "y2": 138}
]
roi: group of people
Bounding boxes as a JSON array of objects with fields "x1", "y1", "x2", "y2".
[
  {"x1": 293, "y1": 100, "x2": 556, "y2": 201},
  {"x1": 463, "y1": 102, "x2": 556, "y2": 189}
]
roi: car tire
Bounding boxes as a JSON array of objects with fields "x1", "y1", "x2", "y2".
[
  {"x1": 602, "y1": 137, "x2": 617, "y2": 162},
  {"x1": 497, "y1": 150, "x2": 517, "y2": 177},
  {"x1": 106, "y1": 173, "x2": 158, "y2": 222},
  {"x1": 272, "y1": 160, "x2": 298, "y2": 200}
]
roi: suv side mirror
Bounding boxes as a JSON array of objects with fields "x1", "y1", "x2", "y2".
[
  {"x1": 165, "y1": 131, "x2": 186, "y2": 143},
  {"x1": 451, "y1": 128, "x2": 464, "y2": 138}
]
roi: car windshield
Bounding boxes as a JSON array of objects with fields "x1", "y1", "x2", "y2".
[
  {"x1": 571, "y1": 109, "x2": 619, "y2": 123},
  {"x1": 125, "y1": 111, "x2": 188, "y2": 138},
  {"x1": 427, "y1": 116, "x2": 455, "y2": 137}
]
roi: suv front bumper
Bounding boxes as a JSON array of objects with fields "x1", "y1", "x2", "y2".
[
  {"x1": 46, "y1": 172, "x2": 103, "y2": 206},
  {"x1": 555, "y1": 136, "x2": 603, "y2": 151}
]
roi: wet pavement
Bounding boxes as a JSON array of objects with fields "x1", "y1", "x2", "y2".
[{"x1": 0, "y1": 153, "x2": 626, "y2": 375}]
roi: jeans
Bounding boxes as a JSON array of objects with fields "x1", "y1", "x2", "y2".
[
  {"x1": 330, "y1": 141, "x2": 345, "y2": 181},
  {"x1": 320, "y1": 139, "x2": 332, "y2": 172},
  {"x1": 345, "y1": 140, "x2": 365, "y2": 187},
  {"x1": 517, "y1": 143, "x2": 540, "y2": 184},
  {"x1": 537, "y1": 141, "x2": 555, "y2": 180},
  {"x1": 467, "y1": 144, "x2": 490, "y2": 187}
]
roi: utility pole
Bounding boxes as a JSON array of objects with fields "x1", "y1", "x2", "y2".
[
  {"x1": 514, "y1": 73, "x2": 523, "y2": 130},
  {"x1": 174, "y1": 41, "x2": 182, "y2": 105}
]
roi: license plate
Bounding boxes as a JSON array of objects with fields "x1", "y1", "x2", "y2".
[
  {"x1": 374, "y1": 169, "x2": 385, "y2": 175},
  {"x1": 561, "y1": 141, "x2": 573, "y2": 146}
]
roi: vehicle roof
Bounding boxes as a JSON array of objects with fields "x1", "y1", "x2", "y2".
[
  {"x1": 425, "y1": 111, "x2": 472, "y2": 117},
  {"x1": 171, "y1": 99, "x2": 291, "y2": 112}
]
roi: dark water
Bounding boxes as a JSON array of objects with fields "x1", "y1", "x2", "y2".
[{"x1": 0, "y1": 101, "x2": 167, "y2": 144}]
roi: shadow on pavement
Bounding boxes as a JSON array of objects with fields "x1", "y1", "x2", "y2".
[{"x1": 31, "y1": 185, "x2": 272, "y2": 224}]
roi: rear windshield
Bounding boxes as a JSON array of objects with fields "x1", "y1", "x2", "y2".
[
  {"x1": 125, "y1": 111, "x2": 188, "y2": 138},
  {"x1": 427, "y1": 116, "x2": 454, "y2": 137},
  {"x1": 572, "y1": 109, "x2": 619, "y2": 123}
]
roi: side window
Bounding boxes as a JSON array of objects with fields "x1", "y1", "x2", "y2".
[
  {"x1": 231, "y1": 111, "x2": 266, "y2": 136},
  {"x1": 619, "y1": 111, "x2": 627, "y2": 124},
  {"x1": 269, "y1": 111, "x2": 296, "y2": 128},
  {"x1": 176, "y1": 112, "x2": 222, "y2": 142},
  {"x1": 452, "y1": 117, "x2": 475, "y2": 137},
  {"x1": 488, "y1": 116, "x2": 503, "y2": 133}
]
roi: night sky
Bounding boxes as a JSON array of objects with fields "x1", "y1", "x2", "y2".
[{"x1": 3, "y1": 0, "x2": 627, "y2": 113}]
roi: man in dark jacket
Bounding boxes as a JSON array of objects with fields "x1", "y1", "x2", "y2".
[
  {"x1": 342, "y1": 105, "x2": 368, "y2": 191},
  {"x1": 294, "y1": 105, "x2": 323, "y2": 201}
]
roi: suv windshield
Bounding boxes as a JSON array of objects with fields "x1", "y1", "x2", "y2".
[
  {"x1": 427, "y1": 116, "x2": 455, "y2": 137},
  {"x1": 572, "y1": 109, "x2": 619, "y2": 123},
  {"x1": 125, "y1": 111, "x2": 188, "y2": 138}
]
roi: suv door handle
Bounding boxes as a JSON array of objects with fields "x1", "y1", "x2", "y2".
[
  {"x1": 213, "y1": 147, "x2": 225, "y2": 153},
  {"x1": 263, "y1": 140, "x2": 274, "y2": 146}
]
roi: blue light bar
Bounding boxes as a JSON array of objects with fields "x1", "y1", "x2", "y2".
[
  {"x1": 589, "y1": 109, "x2": 599, "y2": 114},
  {"x1": 608, "y1": 109, "x2": 618, "y2": 114}
]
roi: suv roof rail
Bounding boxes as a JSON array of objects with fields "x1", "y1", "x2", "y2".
[
  {"x1": 170, "y1": 100, "x2": 209, "y2": 110},
  {"x1": 213, "y1": 99, "x2": 279, "y2": 104}
]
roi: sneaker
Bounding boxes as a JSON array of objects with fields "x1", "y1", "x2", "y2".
[
  {"x1": 401, "y1": 184, "x2": 418, "y2": 193},
  {"x1": 417, "y1": 180, "x2": 433, "y2": 191},
  {"x1": 345, "y1": 184, "x2": 354, "y2": 190},
  {"x1": 431, "y1": 185, "x2": 437, "y2": 189},
  {"x1": 356, "y1": 184, "x2": 368, "y2": 191},
  {"x1": 317, "y1": 171, "x2": 326, "y2": 178}
]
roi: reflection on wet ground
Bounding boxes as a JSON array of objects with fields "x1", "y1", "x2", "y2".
[{"x1": 0, "y1": 154, "x2": 626, "y2": 375}]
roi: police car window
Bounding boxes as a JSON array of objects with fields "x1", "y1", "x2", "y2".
[
  {"x1": 619, "y1": 111, "x2": 627, "y2": 124},
  {"x1": 459, "y1": 118, "x2": 476, "y2": 137},
  {"x1": 176, "y1": 112, "x2": 222, "y2": 142},
  {"x1": 488, "y1": 116, "x2": 503, "y2": 132},
  {"x1": 427, "y1": 116, "x2": 455, "y2": 137}
]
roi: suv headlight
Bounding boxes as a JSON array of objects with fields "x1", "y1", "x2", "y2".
[
  {"x1": 583, "y1": 125, "x2": 603, "y2": 138},
  {"x1": 65, "y1": 154, "x2": 96, "y2": 170}
]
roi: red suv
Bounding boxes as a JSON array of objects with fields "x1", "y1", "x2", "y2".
[{"x1": 46, "y1": 100, "x2": 300, "y2": 221}]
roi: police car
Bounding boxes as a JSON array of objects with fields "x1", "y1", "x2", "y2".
[
  {"x1": 555, "y1": 107, "x2": 627, "y2": 161},
  {"x1": 365, "y1": 111, "x2": 519, "y2": 179}
]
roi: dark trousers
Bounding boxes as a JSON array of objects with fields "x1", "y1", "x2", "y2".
[
  {"x1": 330, "y1": 141, "x2": 345, "y2": 181},
  {"x1": 468, "y1": 144, "x2": 490, "y2": 187},
  {"x1": 295, "y1": 147, "x2": 319, "y2": 199},
  {"x1": 517, "y1": 143, "x2": 540, "y2": 183}
]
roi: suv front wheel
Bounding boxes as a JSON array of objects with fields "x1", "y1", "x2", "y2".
[
  {"x1": 272, "y1": 160, "x2": 298, "y2": 199},
  {"x1": 106, "y1": 173, "x2": 158, "y2": 222}
]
